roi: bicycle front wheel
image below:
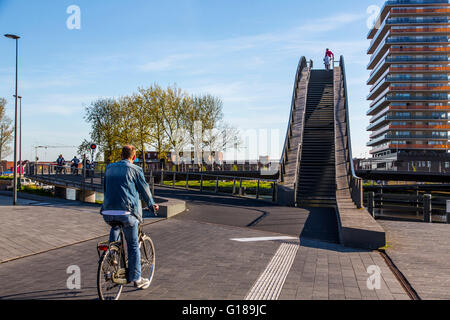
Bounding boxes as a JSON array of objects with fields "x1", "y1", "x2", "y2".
[
  {"x1": 140, "y1": 235, "x2": 156, "y2": 285},
  {"x1": 97, "y1": 247, "x2": 124, "y2": 300}
]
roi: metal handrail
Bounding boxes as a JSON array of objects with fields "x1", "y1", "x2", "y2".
[
  {"x1": 293, "y1": 143, "x2": 302, "y2": 206},
  {"x1": 336, "y1": 56, "x2": 363, "y2": 208},
  {"x1": 279, "y1": 56, "x2": 308, "y2": 183},
  {"x1": 293, "y1": 60, "x2": 313, "y2": 204}
]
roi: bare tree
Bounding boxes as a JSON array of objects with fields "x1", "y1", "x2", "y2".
[{"x1": 0, "y1": 98, "x2": 13, "y2": 161}]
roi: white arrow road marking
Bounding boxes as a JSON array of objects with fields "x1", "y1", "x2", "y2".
[{"x1": 231, "y1": 236, "x2": 298, "y2": 243}]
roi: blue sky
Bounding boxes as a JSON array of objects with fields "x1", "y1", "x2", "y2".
[{"x1": 0, "y1": 0, "x2": 385, "y2": 161}]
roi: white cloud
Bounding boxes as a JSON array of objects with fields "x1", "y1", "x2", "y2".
[{"x1": 140, "y1": 54, "x2": 197, "y2": 72}]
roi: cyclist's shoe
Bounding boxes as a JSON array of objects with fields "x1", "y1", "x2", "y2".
[{"x1": 134, "y1": 278, "x2": 151, "y2": 290}]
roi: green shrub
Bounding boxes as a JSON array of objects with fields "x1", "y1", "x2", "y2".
[{"x1": 20, "y1": 185, "x2": 54, "y2": 197}]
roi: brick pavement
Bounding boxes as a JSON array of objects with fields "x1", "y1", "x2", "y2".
[
  {"x1": 0, "y1": 195, "x2": 161, "y2": 263},
  {"x1": 379, "y1": 220, "x2": 450, "y2": 300},
  {"x1": 0, "y1": 217, "x2": 409, "y2": 300}
]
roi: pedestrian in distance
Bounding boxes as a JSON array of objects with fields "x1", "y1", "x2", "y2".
[
  {"x1": 324, "y1": 48, "x2": 335, "y2": 70},
  {"x1": 71, "y1": 156, "x2": 80, "y2": 175},
  {"x1": 56, "y1": 154, "x2": 65, "y2": 174}
]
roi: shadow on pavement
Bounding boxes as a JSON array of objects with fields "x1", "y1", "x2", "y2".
[{"x1": 0, "y1": 288, "x2": 98, "y2": 300}]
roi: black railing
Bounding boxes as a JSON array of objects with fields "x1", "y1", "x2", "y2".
[
  {"x1": 364, "y1": 186, "x2": 450, "y2": 224},
  {"x1": 157, "y1": 171, "x2": 278, "y2": 203}
]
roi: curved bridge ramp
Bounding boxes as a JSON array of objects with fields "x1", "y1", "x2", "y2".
[
  {"x1": 278, "y1": 56, "x2": 386, "y2": 250},
  {"x1": 333, "y1": 57, "x2": 385, "y2": 250}
]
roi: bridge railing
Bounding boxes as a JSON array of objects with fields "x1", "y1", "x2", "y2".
[
  {"x1": 279, "y1": 56, "x2": 310, "y2": 184},
  {"x1": 336, "y1": 56, "x2": 364, "y2": 208},
  {"x1": 364, "y1": 185, "x2": 450, "y2": 224},
  {"x1": 156, "y1": 171, "x2": 278, "y2": 203},
  {"x1": 25, "y1": 163, "x2": 106, "y2": 190}
]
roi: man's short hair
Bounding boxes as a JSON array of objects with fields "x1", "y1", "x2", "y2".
[{"x1": 121, "y1": 145, "x2": 136, "y2": 160}]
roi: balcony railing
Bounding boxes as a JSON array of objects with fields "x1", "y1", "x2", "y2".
[
  {"x1": 391, "y1": 27, "x2": 450, "y2": 34},
  {"x1": 387, "y1": 95, "x2": 449, "y2": 100},
  {"x1": 385, "y1": 134, "x2": 449, "y2": 139},
  {"x1": 368, "y1": 114, "x2": 449, "y2": 131},
  {"x1": 390, "y1": 45, "x2": 450, "y2": 52},
  {"x1": 387, "y1": 75, "x2": 449, "y2": 81},
  {"x1": 387, "y1": 17, "x2": 450, "y2": 25},
  {"x1": 390, "y1": 66, "x2": 450, "y2": 72},
  {"x1": 386, "y1": 36, "x2": 449, "y2": 43},
  {"x1": 390, "y1": 124, "x2": 450, "y2": 129},
  {"x1": 391, "y1": 7, "x2": 450, "y2": 14},
  {"x1": 386, "y1": 56, "x2": 449, "y2": 62},
  {"x1": 389, "y1": 85, "x2": 450, "y2": 91},
  {"x1": 386, "y1": 0, "x2": 449, "y2": 5},
  {"x1": 367, "y1": 104, "x2": 450, "y2": 116},
  {"x1": 389, "y1": 143, "x2": 450, "y2": 149}
]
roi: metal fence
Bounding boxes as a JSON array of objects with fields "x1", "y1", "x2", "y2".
[
  {"x1": 155, "y1": 171, "x2": 278, "y2": 203},
  {"x1": 364, "y1": 187, "x2": 450, "y2": 224},
  {"x1": 25, "y1": 164, "x2": 278, "y2": 203}
]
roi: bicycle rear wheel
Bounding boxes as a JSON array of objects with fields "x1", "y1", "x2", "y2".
[
  {"x1": 97, "y1": 247, "x2": 124, "y2": 300},
  {"x1": 140, "y1": 235, "x2": 156, "y2": 285}
]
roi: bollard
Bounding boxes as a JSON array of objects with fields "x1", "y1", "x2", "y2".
[
  {"x1": 423, "y1": 194, "x2": 432, "y2": 223},
  {"x1": 186, "y1": 173, "x2": 189, "y2": 189},
  {"x1": 368, "y1": 192, "x2": 375, "y2": 218},
  {"x1": 446, "y1": 200, "x2": 450, "y2": 224},
  {"x1": 150, "y1": 176, "x2": 155, "y2": 196},
  {"x1": 272, "y1": 183, "x2": 277, "y2": 203},
  {"x1": 256, "y1": 180, "x2": 260, "y2": 200},
  {"x1": 215, "y1": 177, "x2": 219, "y2": 193}
]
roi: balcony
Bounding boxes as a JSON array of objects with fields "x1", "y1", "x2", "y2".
[
  {"x1": 386, "y1": 36, "x2": 449, "y2": 44},
  {"x1": 367, "y1": 133, "x2": 449, "y2": 146},
  {"x1": 389, "y1": 143, "x2": 450, "y2": 149},
  {"x1": 367, "y1": 114, "x2": 449, "y2": 131},
  {"x1": 390, "y1": 124, "x2": 450, "y2": 129},
  {"x1": 369, "y1": 142, "x2": 450, "y2": 155},
  {"x1": 369, "y1": 45, "x2": 450, "y2": 70},
  {"x1": 367, "y1": 104, "x2": 450, "y2": 116},
  {"x1": 386, "y1": 56, "x2": 449, "y2": 63},
  {"x1": 390, "y1": 45, "x2": 450, "y2": 53},
  {"x1": 387, "y1": 16, "x2": 450, "y2": 25},
  {"x1": 386, "y1": 74, "x2": 449, "y2": 81},
  {"x1": 390, "y1": 65, "x2": 450, "y2": 72},
  {"x1": 391, "y1": 7, "x2": 450, "y2": 15},
  {"x1": 387, "y1": 95, "x2": 449, "y2": 101},
  {"x1": 391, "y1": 27, "x2": 450, "y2": 34},
  {"x1": 389, "y1": 84, "x2": 450, "y2": 91}
]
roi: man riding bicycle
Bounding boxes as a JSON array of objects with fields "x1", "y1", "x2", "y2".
[{"x1": 101, "y1": 145, "x2": 159, "y2": 290}]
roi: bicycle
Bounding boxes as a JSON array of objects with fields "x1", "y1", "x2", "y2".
[{"x1": 96, "y1": 223, "x2": 156, "y2": 300}]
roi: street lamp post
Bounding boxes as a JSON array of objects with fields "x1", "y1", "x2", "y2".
[
  {"x1": 5, "y1": 34, "x2": 20, "y2": 206},
  {"x1": 14, "y1": 95, "x2": 22, "y2": 181}
]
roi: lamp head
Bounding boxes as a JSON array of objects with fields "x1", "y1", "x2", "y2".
[{"x1": 4, "y1": 34, "x2": 20, "y2": 40}]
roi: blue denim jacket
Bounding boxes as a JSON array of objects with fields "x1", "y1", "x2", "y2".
[{"x1": 101, "y1": 160, "x2": 155, "y2": 223}]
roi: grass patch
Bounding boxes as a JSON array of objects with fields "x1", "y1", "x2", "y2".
[
  {"x1": 20, "y1": 185, "x2": 54, "y2": 197},
  {"x1": 163, "y1": 180, "x2": 274, "y2": 196}
]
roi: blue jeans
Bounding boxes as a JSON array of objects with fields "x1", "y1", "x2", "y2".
[{"x1": 103, "y1": 215, "x2": 141, "y2": 282}]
